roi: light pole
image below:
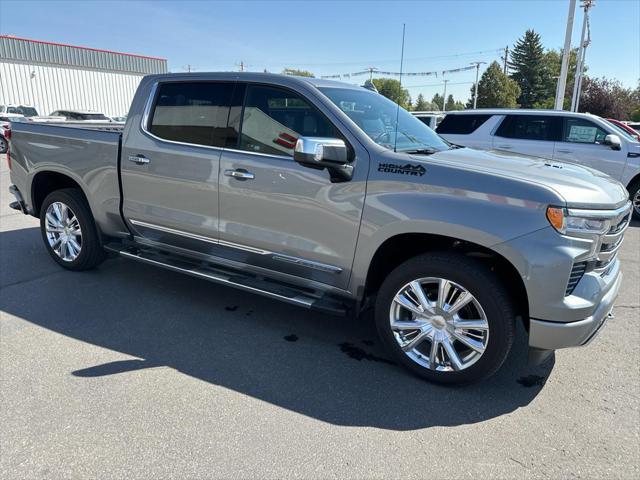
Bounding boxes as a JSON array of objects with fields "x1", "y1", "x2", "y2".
[
  {"x1": 571, "y1": 0, "x2": 594, "y2": 112},
  {"x1": 442, "y1": 79, "x2": 449, "y2": 112},
  {"x1": 554, "y1": 0, "x2": 577, "y2": 110},
  {"x1": 470, "y1": 61, "x2": 486, "y2": 109}
]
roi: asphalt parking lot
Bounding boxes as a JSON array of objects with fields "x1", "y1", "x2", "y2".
[{"x1": 1, "y1": 155, "x2": 638, "y2": 479}]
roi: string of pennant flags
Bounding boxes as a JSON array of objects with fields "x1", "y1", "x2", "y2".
[{"x1": 320, "y1": 64, "x2": 477, "y2": 80}]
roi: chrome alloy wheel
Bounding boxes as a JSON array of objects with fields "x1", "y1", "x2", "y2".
[
  {"x1": 633, "y1": 188, "x2": 640, "y2": 217},
  {"x1": 45, "y1": 202, "x2": 82, "y2": 262},
  {"x1": 389, "y1": 277, "x2": 489, "y2": 372}
]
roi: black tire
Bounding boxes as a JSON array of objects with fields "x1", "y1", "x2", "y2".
[
  {"x1": 39, "y1": 188, "x2": 106, "y2": 270},
  {"x1": 0, "y1": 136, "x2": 7, "y2": 155},
  {"x1": 628, "y1": 178, "x2": 640, "y2": 220},
  {"x1": 374, "y1": 252, "x2": 516, "y2": 385}
]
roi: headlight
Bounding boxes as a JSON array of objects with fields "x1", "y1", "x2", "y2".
[{"x1": 546, "y1": 206, "x2": 609, "y2": 235}]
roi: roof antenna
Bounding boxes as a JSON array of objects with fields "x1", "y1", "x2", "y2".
[{"x1": 393, "y1": 24, "x2": 406, "y2": 153}]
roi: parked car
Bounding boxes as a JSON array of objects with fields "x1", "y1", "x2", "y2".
[
  {"x1": 0, "y1": 104, "x2": 39, "y2": 117},
  {"x1": 436, "y1": 109, "x2": 640, "y2": 219},
  {"x1": 606, "y1": 118, "x2": 640, "y2": 141},
  {"x1": 49, "y1": 109, "x2": 112, "y2": 122},
  {"x1": 0, "y1": 113, "x2": 29, "y2": 154},
  {"x1": 626, "y1": 122, "x2": 640, "y2": 133},
  {"x1": 7, "y1": 73, "x2": 632, "y2": 384},
  {"x1": 411, "y1": 111, "x2": 445, "y2": 130}
]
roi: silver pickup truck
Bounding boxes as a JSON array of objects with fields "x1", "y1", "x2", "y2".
[{"x1": 7, "y1": 73, "x2": 632, "y2": 384}]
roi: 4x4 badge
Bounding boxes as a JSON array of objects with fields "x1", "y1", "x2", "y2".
[{"x1": 378, "y1": 163, "x2": 426, "y2": 176}]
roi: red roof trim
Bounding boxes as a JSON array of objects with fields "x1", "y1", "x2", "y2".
[{"x1": 0, "y1": 35, "x2": 166, "y2": 61}]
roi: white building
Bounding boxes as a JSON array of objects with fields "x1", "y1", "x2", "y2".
[{"x1": 0, "y1": 35, "x2": 167, "y2": 117}]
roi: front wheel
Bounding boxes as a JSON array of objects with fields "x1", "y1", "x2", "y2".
[
  {"x1": 40, "y1": 188, "x2": 106, "y2": 270},
  {"x1": 375, "y1": 253, "x2": 516, "y2": 384}
]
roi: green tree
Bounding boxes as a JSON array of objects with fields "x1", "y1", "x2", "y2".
[
  {"x1": 533, "y1": 48, "x2": 582, "y2": 109},
  {"x1": 282, "y1": 68, "x2": 315, "y2": 77},
  {"x1": 509, "y1": 29, "x2": 547, "y2": 108},
  {"x1": 371, "y1": 78, "x2": 411, "y2": 108},
  {"x1": 444, "y1": 94, "x2": 465, "y2": 111},
  {"x1": 579, "y1": 76, "x2": 638, "y2": 119},
  {"x1": 413, "y1": 93, "x2": 432, "y2": 111},
  {"x1": 469, "y1": 61, "x2": 520, "y2": 108},
  {"x1": 431, "y1": 93, "x2": 444, "y2": 110}
]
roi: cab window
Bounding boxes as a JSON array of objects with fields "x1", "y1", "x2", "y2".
[
  {"x1": 238, "y1": 85, "x2": 339, "y2": 157},
  {"x1": 562, "y1": 118, "x2": 608, "y2": 144},
  {"x1": 149, "y1": 81, "x2": 236, "y2": 148}
]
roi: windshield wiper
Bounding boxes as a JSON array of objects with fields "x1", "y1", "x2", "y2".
[{"x1": 403, "y1": 148, "x2": 438, "y2": 155}]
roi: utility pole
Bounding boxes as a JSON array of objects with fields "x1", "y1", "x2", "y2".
[
  {"x1": 502, "y1": 45, "x2": 509, "y2": 75},
  {"x1": 571, "y1": 0, "x2": 594, "y2": 112},
  {"x1": 366, "y1": 67, "x2": 378, "y2": 81},
  {"x1": 237, "y1": 61, "x2": 246, "y2": 72},
  {"x1": 470, "y1": 61, "x2": 487, "y2": 109},
  {"x1": 555, "y1": 0, "x2": 577, "y2": 110},
  {"x1": 442, "y1": 78, "x2": 449, "y2": 112}
]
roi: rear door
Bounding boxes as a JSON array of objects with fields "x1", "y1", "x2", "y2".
[
  {"x1": 120, "y1": 80, "x2": 236, "y2": 251},
  {"x1": 553, "y1": 116, "x2": 627, "y2": 180},
  {"x1": 492, "y1": 114, "x2": 560, "y2": 159},
  {"x1": 217, "y1": 83, "x2": 367, "y2": 289}
]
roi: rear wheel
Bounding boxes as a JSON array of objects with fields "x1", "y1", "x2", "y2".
[
  {"x1": 375, "y1": 253, "x2": 516, "y2": 384},
  {"x1": 40, "y1": 189, "x2": 106, "y2": 270},
  {"x1": 0, "y1": 136, "x2": 7, "y2": 154},
  {"x1": 629, "y1": 178, "x2": 640, "y2": 220}
]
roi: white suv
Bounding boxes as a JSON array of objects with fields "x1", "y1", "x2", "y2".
[{"x1": 436, "y1": 109, "x2": 640, "y2": 218}]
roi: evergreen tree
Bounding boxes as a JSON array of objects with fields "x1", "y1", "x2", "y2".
[
  {"x1": 469, "y1": 61, "x2": 520, "y2": 108},
  {"x1": 509, "y1": 30, "x2": 546, "y2": 108},
  {"x1": 431, "y1": 93, "x2": 444, "y2": 110},
  {"x1": 282, "y1": 68, "x2": 315, "y2": 77},
  {"x1": 414, "y1": 93, "x2": 431, "y2": 111}
]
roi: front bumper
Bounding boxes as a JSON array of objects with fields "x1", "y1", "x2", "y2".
[{"x1": 529, "y1": 266, "x2": 622, "y2": 350}]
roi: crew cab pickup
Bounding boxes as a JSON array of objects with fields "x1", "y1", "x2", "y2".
[{"x1": 7, "y1": 73, "x2": 632, "y2": 384}]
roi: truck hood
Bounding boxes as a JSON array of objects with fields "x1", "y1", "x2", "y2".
[{"x1": 421, "y1": 147, "x2": 629, "y2": 209}]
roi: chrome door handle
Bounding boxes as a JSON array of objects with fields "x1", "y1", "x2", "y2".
[
  {"x1": 128, "y1": 154, "x2": 150, "y2": 165},
  {"x1": 224, "y1": 169, "x2": 255, "y2": 180},
  {"x1": 497, "y1": 144, "x2": 513, "y2": 149},
  {"x1": 556, "y1": 149, "x2": 572, "y2": 154}
]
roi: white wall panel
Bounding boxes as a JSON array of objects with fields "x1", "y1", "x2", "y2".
[{"x1": 0, "y1": 61, "x2": 143, "y2": 116}]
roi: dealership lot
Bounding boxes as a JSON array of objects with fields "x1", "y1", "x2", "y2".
[{"x1": 0, "y1": 156, "x2": 638, "y2": 478}]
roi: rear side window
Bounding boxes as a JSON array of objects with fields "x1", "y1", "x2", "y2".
[
  {"x1": 562, "y1": 117, "x2": 608, "y2": 144},
  {"x1": 149, "y1": 82, "x2": 236, "y2": 147},
  {"x1": 495, "y1": 115, "x2": 560, "y2": 141},
  {"x1": 238, "y1": 85, "x2": 339, "y2": 157},
  {"x1": 436, "y1": 114, "x2": 492, "y2": 134}
]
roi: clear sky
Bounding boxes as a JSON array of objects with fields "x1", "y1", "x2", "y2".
[{"x1": 1, "y1": 0, "x2": 638, "y2": 103}]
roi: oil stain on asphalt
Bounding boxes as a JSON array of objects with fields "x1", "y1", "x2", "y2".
[
  {"x1": 517, "y1": 375, "x2": 547, "y2": 387},
  {"x1": 338, "y1": 342, "x2": 395, "y2": 365},
  {"x1": 284, "y1": 334, "x2": 299, "y2": 342}
]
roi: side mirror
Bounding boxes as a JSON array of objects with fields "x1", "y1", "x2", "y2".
[
  {"x1": 294, "y1": 137, "x2": 353, "y2": 181},
  {"x1": 603, "y1": 134, "x2": 622, "y2": 150}
]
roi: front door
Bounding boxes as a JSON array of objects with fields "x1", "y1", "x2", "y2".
[
  {"x1": 217, "y1": 83, "x2": 367, "y2": 289},
  {"x1": 121, "y1": 80, "x2": 237, "y2": 251},
  {"x1": 553, "y1": 116, "x2": 627, "y2": 180}
]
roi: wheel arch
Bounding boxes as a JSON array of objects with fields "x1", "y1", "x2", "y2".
[
  {"x1": 362, "y1": 232, "x2": 529, "y2": 326},
  {"x1": 31, "y1": 170, "x2": 89, "y2": 217}
]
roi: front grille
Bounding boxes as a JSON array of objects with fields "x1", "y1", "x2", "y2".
[
  {"x1": 566, "y1": 261, "x2": 587, "y2": 296},
  {"x1": 594, "y1": 208, "x2": 632, "y2": 274}
]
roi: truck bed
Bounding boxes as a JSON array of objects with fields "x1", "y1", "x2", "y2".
[{"x1": 8, "y1": 121, "x2": 128, "y2": 237}]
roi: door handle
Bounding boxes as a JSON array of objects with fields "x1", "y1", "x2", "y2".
[
  {"x1": 497, "y1": 144, "x2": 513, "y2": 150},
  {"x1": 224, "y1": 169, "x2": 255, "y2": 180},
  {"x1": 556, "y1": 149, "x2": 572, "y2": 154},
  {"x1": 128, "y1": 154, "x2": 150, "y2": 165}
]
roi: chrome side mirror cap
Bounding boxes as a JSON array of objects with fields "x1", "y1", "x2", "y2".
[
  {"x1": 604, "y1": 134, "x2": 622, "y2": 150},
  {"x1": 293, "y1": 137, "x2": 353, "y2": 182},
  {"x1": 294, "y1": 137, "x2": 348, "y2": 165}
]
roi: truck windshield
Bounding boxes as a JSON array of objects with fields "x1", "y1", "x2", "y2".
[{"x1": 318, "y1": 87, "x2": 450, "y2": 153}]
